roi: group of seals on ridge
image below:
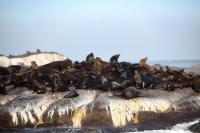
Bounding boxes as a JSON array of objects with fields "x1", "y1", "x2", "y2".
[{"x1": 0, "y1": 53, "x2": 200, "y2": 99}]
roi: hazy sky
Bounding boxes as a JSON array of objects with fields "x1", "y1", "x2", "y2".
[{"x1": 0, "y1": 0, "x2": 200, "y2": 61}]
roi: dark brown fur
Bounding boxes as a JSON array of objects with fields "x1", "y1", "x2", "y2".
[{"x1": 192, "y1": 76, "x2": 200, "y2": 92}]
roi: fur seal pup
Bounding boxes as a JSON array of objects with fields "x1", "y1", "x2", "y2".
[{"x1": 121, "y1": 87, "x2": 141, "y2": 99}]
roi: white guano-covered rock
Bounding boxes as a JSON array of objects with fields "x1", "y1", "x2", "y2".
[
  {"x1": 0, "y1": 93, "x2": 61, "y2": 127},
  {"x1": 72, "y1": 88, "x2": 200, "y2": 127},
  {"x1": 0, "y1": 53, "x2": 66, "y2": 67},
  {"x1": 42, "y1": 90, "x2": 98, "y2": 126},
  {"x1": 0, "y1": 88, "x2": 199, "y2": 128}
]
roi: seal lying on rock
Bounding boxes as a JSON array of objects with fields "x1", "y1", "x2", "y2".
[
  {"x1": 165, "y1": 81, "x2": 176, "y2": 91},
  {"x1": 64, "y1": 89, "x2": 79, "y2": 98},
  {"x1": 32, "y1": 79, "x2": 47, "y2": 94},
  {"x1": 121, "y1": 87, "x2": 141, "y2": 99},
  {"x1": 141, "y1": 75, "x2": 161, "y2": 89}
]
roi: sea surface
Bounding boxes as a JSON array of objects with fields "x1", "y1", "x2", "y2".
[
  {"x1": 149, "y1": 60, "x2": 200, "y2": 68},
  {"x1": 0, "y1": 118, "x2": 199, "y2": 133}
]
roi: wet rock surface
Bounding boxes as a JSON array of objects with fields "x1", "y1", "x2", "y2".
[
  {"x1": 0, "y1": 113, "x2": 199, "y2": 133},
  {"x1": 189, "y1": 122, "x2": 200, "y2": 133},
  {"x1": 0, "y1": 93, "x2": 59, "y2": 127}
]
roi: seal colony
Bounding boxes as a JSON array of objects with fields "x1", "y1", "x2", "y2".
[{"x1": 0, "y1": 53, "x2": 200, "y2": 99}]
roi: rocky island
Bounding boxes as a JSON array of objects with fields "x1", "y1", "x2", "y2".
[{"x1": 0, "y1": 52, "x2": 200, "y2": 132}]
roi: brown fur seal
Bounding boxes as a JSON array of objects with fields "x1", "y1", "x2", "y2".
[
  {"x1": 121, "y1": 87, "x2": 141, "y2": 99},
  {"x1": 92, "y1": 57, "x2": 102, "y2": 74},
  {"x1": 32, "y1": 79, "x2": 47, "y2": 94},
  {"x1": 64, "y1": 89, "x2": 79, "y2": 98},
  {"x1": 31, "y1": 61, "x2": 38, "y2": 69},
  {"x1": 86, "y1": 53, "x2": 95, "y2": 63},
  {"x1": 139, "y1": 57, "x2": 156, "y2": 74},
  {"x1": 133, "y1": 71, "x2": 142, "y2": 88},
  {"x1": 192, "y1": 76, "x2": 200, "y2": 93},
  {"x1": 39, "y1": 59, "x2": 72, "y2": 72},
  {"x1": 139, "y1": 57, "x2": 148, "y2": 68},
  {"x1": 110, "y1": 54, "x2": 120, "y2": 64},
  {"x1": 0, "y1": 67, "x2": 9, "y2": 75}
]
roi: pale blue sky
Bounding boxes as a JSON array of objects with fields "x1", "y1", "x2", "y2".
[{"x1": 0, "y1": 0, "x2": 200, "y2": 61}]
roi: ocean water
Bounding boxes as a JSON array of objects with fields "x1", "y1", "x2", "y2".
[
  {"x1": 149, "y1": 60, "x2": 200, "y2": 68},
  {"x1": 1, "y1": 118, "x2": 199, "y2": 133},
  {"x1": 130, "y1": 119, "x2": 200, "y2": 133}
]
